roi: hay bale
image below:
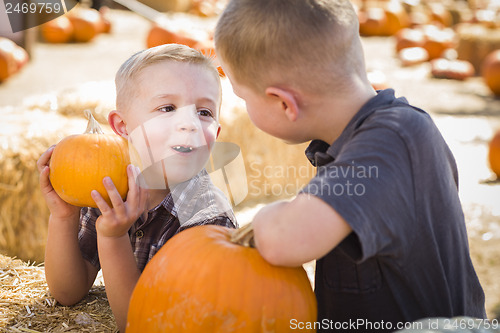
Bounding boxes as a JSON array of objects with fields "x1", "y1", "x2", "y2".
[
  {"x1": 456, "y1": 23, "x2": 500, "y2": 74},
  {"x1": 22, "y1": 81, "x2": 116, "y2": 124},
  {"x1": 0, "y1": 107, "x2": 107, "y2": 262},
  {"x1": 0, "y1": 254, "x2": 116, "y2": 332}
]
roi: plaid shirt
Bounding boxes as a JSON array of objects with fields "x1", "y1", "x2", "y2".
[{"x1": 78, "y1": 169, "x2": 237, "y2": 272}]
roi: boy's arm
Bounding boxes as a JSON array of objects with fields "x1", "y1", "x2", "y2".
[
  {"x1": 38, "y1": 146, "x2": 99, "y2": 305},
  {"x1": 252, "y1": 193, "x2": 351, "y2": 267},
  {"x1": 91, "y1": 165, "x2": 148, "y2": 332},
  {"x1": 44, "y1": 214, "x2": 99, "y2": 305},
  {"x1": 97, "y1": 235, "x2": 141, "y2": 332}
]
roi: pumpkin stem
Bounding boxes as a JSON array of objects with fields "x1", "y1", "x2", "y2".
[
  {"x1": 84, "y1": 110, "x2": 104, "y2": 134},
  {"x1": 230, "y1": 223, "x2": 256, "y2": 248}
]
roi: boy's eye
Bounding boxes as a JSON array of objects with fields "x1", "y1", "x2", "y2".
[
  {"x1": 158, "y1": 105, "x2": 176, "y2": 112},
  {"x1": 198, "y1": 109, "x2": 214, "y2": 118}
]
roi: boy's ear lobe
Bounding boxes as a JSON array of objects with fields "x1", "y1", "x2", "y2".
[
  {"x1": 108, "y1": 110, "x2": 128, "y2": 138},
  {"x1": 265, "y1": 86, "x2": 300, "y2": 122}
]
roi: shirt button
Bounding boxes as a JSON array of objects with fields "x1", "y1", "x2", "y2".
[{"x1": 135, "y1": 230, "x2": 144, "y2": 239}]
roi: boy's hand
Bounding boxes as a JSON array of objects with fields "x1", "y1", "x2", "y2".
[
  {"x1": 37, "y1": 145, "x2": 81, "y2": 219},
  {"x1": 92, "y1": 165, "x2": 148, "y2": 239}
]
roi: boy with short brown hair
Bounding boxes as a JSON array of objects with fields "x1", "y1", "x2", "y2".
[{"x1": 215, "y1": 0, "x2": 485, "y2": 331}]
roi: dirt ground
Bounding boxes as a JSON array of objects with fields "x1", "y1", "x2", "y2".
[{"x1": 1, "y1": 8, "x2": 500, "y2": 322}]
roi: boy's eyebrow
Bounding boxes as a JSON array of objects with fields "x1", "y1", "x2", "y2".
[{"x1": 153, "y1": 94, "x2": 217, "y2": 107}]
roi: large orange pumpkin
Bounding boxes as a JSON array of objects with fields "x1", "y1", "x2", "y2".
[
  {"x1": 126, "y1": 224, "x2": 318, "y2": 332},
  {"x1": 488, "y1": 130, "x2": 500, "y2": 178},
  {"x1": 49, "y1": 112, "x2": 129, "y2": 208},
  {"x1": 482, "y1": 49, "x2": 500, "y2": 96}
]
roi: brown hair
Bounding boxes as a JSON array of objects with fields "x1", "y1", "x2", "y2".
[
  {"x1": 115, "y1": 43, "x2": 221, "y2": 112},
  {"x1": 215, "y1": 0, "x2": 364, "y2": 94}
]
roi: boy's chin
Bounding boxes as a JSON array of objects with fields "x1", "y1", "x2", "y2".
[{"x1": 136, "y1": 161, "x2": 206, "y2": 190}]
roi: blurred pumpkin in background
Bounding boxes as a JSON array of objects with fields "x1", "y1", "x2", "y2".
[
  {"x1": 482, "y1": 49, "x2": 500, "y2": 96},
  {"x1": 488, "y1": 130, "x2": 500, "y2": 178},
  {"x1": 41, "y1": 16, "x2": 74, "y2": 44}
]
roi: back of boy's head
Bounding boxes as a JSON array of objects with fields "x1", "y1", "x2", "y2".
[
  {"x1": 115, "y1": 43, "x2": 221, "y2": 112},
  {"x1": 215, "y1": 0, "x2": 364, "y2": 94}
]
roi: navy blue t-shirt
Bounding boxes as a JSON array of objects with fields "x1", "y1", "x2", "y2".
[{"x1": 301, "y1": 89, "x2": 485, "y2": 332}]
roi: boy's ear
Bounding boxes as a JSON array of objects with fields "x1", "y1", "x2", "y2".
[
  {"x1": 108, "y1": 110, "x2": 128, "y2": 138},
  {"x1": 265, "y1": 86, "x2": 300, "y2": 122}
]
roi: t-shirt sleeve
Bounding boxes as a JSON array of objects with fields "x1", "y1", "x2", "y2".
[
  {"x1": 78, "y1": 207, "x2": 101, "y2": 270},
  {"x1": 301, "y1": 126, "x2": 416, "y2": 262}
]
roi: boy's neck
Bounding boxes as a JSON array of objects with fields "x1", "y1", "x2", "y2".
[
  {"x1": 310, "y1": 83, "x2": 377, "y2": 145},
  {"x1": 146, "y1": 189, "x2": 170, "y2": 211}
]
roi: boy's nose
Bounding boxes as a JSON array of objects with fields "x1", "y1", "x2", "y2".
[{"x1": 174, "y1": 106, "x2": 200, "y2": 132}]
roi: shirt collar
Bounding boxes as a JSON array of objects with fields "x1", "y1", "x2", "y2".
[{"x1": 305, "y1": 89, "x2": 404, "y2": 167}]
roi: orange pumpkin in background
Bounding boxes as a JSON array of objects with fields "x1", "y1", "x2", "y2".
[
  {"x1": 0, "y1": 37, "x2": 29, "y2": 82},
  {"x1": 68, "y1": 7, "x2": 103, "y2": 42},
  {"x1": 146, "y1": 21, "x2": 205, "y2": 49},
  {"x1": 482, "y1": 49, "x2": 500, "y2": 96},
  {"x1": 421, "y1": 25, "x2": 456, "y2": 60},
  {"x1": 489, "y1": 130, "x2": 500, "y2": 178},
  {"x1": 126, "y1": 224, "x2": 317, "y2": 333},
  {"x1": 395, "y1": 27, "x2": 425, "y2": 52},
  {"x1": 41, "y1": 16, "x2": 74, "y2": 43},
  {"x1": 49, "y1": 112, "x2": 129, "y2": 208},
  {"x1": 382, "y1": 0, "x2": 410, "y2": 36},
  {"x1": 359, "y1": 7, "x2": 388, "y2": 36},
  {"x1": 0, "y1": 38, "x2": 17, "y2": 81}
]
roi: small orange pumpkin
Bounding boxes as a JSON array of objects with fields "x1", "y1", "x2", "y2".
[
  {"x1": 126, "y1": 224, "x2": 317, "y2": 333},
  {"x1": 489, "y1": 130, "x2": 500, "y2": 178},
  {"x1": 359, "y1": 7, "x2": 388, "y2": 37},
  {"x1": 382, "y1": 0, "x2": 410, "y2": 36},
  {"x1": 482, "y1": 49, "x2": 500, "y2": 96},
  {"x1": 0, "y1": 38, "x2": 18, "y2": 82},
  {"x1": 395, "y1": 28, "x2": 425, "y2": 52},
  {"x1": 430, "y1": 58, "x2": 475, "y2": 80},
  {"x1": 41, "y1": 16, "x2": 74, "y2": 43},
  {"x1": 49, "y1": 112, "x2": 129, "y2": 208},
  {"x1": 146, "y1": 23, "x2": 201, "y2": 49},
  {"x1": 68, "y1": 7, "x2": 102, "y2": 43}
]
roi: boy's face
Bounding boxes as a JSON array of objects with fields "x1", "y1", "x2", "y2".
[{"x1": 123, "y1": 61, "x2": 221, "y2": 188}]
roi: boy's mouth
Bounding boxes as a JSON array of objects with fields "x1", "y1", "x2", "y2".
[{"x1": 172, "y1": 145, "x2": 194, "y2": 153}]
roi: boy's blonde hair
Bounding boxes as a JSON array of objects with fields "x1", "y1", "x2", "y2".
[
  {"x1": 115, "y1": 43, "x2": 221, "y2": 112},
  {"x1": 215, "y1": 0, "x2": 364, "y2": 94}
]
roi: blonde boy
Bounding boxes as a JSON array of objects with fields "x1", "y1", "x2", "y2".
[
  {"x1": 215, "y1": 0, "x2": 485, "y2": 331},
  {"x1": 38, "y1": 44, "x2": 236, "y2": 331}
]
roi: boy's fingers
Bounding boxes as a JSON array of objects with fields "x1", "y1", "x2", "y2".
[
  {"x1": 37, "y1": 145, "x2": 55, "y2": 173},
  {"x1": 103, "y1": 177, "x2": 128, "y2": 220},
  {"x1": 91, "y1": 190, "x2": 111, "y2": 213},
  {"x1": 39, "y1": 166, "x2": 52, "y2": 192}
]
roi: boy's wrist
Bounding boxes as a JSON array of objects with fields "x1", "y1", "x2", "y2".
[{"x1": 48, "y1": 213, "x2": 80, "y2": 233}]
